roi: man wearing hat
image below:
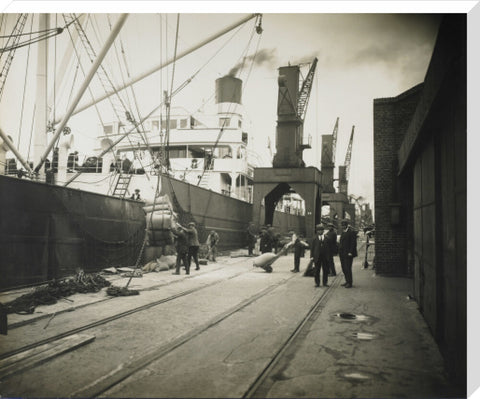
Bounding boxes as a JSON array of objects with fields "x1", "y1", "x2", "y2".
[
  {"x1": 339, "y1": 219, "x2": 358, "y2": 288},
  {"x1": 325, "y1": 223, "x2": 338, "y2": 276},
  {"x1": 310, "y1": 224, "x2": 331, "y2": 288},
  {"x1": 180, "y1": 221, "x2": 201, "y2": 272},
  {"x1": 206, "y1": 229, "x2": 220, "y2": 262},
  {"x1": 130, "y1": 188, "x2": 141, "y2": 201}
]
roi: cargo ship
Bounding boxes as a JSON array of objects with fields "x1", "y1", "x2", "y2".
[{"x1": 0, "y1": 13, "x2": 306, "y2": 290}]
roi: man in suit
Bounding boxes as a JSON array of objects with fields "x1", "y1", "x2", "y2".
[
  {"x1": 310, "y1": 224, "x2": 331, "y2": 288},
  {"x1": 325, "y1": 223, "x2": 338, "y2": 276},
  {"x1": 339, "y1": 219, "x2": 358, "y2": 288}
]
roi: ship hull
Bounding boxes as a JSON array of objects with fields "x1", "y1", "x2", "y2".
[
  {"x1": 0, "y1": 175, "x2": 146, "y2": 290},
  {"x1": 0, "y1": 173, "x2": 306, "y2": 290},
  {"x1": 159, "y1": 174, "x2": 306, "y2": 249}
]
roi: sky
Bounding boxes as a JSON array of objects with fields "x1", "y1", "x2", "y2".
[{"x1": 0, "y1": 2, "x2": 470, "y2": 209}]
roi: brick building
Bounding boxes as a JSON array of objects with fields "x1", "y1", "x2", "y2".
[{"x1": 373, "y1": 15, "x2": 466, "y2": 393}]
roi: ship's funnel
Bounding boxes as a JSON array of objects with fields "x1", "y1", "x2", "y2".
[{"x1": 215, "y1": 76, "x2": 242, "y2": 105}]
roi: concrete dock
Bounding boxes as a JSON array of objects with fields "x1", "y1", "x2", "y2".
[{"x1": 0, "y1": 242, "x2": 461, "y2": 398}]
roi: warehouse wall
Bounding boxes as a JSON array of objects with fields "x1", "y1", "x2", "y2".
[{"x1": 373, "y1": 15, "x2": 466, "y2": 392}]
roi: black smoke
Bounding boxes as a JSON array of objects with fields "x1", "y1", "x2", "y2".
[{"x1": 228, "y1": 48, "x2": 278, "y2": 77}]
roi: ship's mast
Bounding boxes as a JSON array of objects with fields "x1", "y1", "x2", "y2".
[
  {"x1": 32, "y1": 14, "x2": 49, "y2": 179},
  {"x1": 34, "y1": 14, "x2": 129, "y2": 174}
]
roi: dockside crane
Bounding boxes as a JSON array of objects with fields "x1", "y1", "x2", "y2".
[
  {"x1": 273, "y1": 57, "x2": 317, "y2": 168},
  {"x1": 296, "y1": 58, "x2": 318, "y2": 121},
  {"x1": 338, "y1": 125, "x2": 355, "y2": 194},
  {"x1": 331, "y1": 117, "x2": 339, "y2": 165}
]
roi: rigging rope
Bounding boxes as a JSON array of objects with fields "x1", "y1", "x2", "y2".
[{"x1": 17, "y1": 15, "x2": 34, "y2": 149}]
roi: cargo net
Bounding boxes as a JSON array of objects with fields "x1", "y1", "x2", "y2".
[
  {"x1": 1, "y1": 270, "x2": 111, "y2": 315},
  {"x1": 80, "y1": 227, "x2": 146, "y2": 272}
]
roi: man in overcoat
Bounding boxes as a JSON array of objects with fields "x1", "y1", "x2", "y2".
[
  {"x1": 310, "y1": 224, "x2": 331, "y2": 287},
  {"x1": 339, "y1": 219, "x2": 358, "y2": 288},
  {"x1": 325, "y1": 223, "x2": 338, "y2": 276}
]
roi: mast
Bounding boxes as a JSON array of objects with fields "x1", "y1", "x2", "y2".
[
  {"x1": 32, "y1": 14, "x2": 49, "y2": 179},
  {"x1": 34, "y1": 14, "x2": 129, "y2": 174}
]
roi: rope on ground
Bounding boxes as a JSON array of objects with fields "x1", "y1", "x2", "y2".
[{"x1": 1, "y1": 270, "x2": 111, "y2": 315}]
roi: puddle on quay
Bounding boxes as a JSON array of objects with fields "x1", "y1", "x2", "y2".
[
  {"x1": 352, "y1": 332, "x2": 377, "y2": 340},
  {"x1": 344, "y1": 372, "x2": 371, "y2": 380},
  {"x1": 335, "y1": 313, "x2": 370, "y2": 321}
]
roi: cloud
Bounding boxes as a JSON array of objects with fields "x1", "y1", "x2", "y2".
[{"x1": 314, "y1": 14, "x2": 442, "y2": 87}]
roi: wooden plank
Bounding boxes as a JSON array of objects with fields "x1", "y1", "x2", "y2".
[{"x1": 0, "y1": 334, "x2": 95, "y2": 379}]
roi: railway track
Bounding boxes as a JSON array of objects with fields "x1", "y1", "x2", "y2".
[
  {"x1": 1, "y1": 262, "x2": 249, "y2": 360},
  {"x1": 6, "y1": 259, "x2": 241, "y2": 331},
  {"x1": 1, "y1": 256, "x2": 343, "y2": 398},
  {"x1": 243, "y1": 274, "x2": 342, "y2": 398},
  {"x1": 81, "y1": 275, "x2": 341, "y2": 398}
]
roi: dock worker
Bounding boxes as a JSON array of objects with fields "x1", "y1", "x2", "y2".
[
  {"x1": 246, "y1": 222, "x2": 257, "y2": 256},
  {"x1": 206, "y1": 230, "x2": 219, "y2": 262},
  {"x1": 291, "y1": 231, "x2": 309, "y2": 273},
  {"x1": 180, "y1": 221, "x2": 201, "y2": 271},
  {"x1": 130, "y1": 189, "x2": 141, "y2": 200},
  {"x1": 171, "y1": 225, "x2": 189, "y2": 275},
  {"x1": 259, "y1": 226, "x2": 273, "y2": 254}
]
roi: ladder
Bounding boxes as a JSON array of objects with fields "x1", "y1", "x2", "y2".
[
  {"x1": 198, "y1": 171, "x2": 211, "y2": 189},
  {"x1": 112, "y1": 173, "x2": 132, "y2": 198}
]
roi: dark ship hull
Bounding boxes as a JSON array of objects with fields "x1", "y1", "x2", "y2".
[
  {"x1": 159, "y1": 174, "x2": 306, "y2": 249},
  {"x1": 0, "y1": 174, "x2": 146, "y2": 290},
  {"x1": 0, "y1": 173, "x2": 306, "y2": 290}
]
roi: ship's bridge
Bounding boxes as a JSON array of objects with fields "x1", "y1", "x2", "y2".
[{"x1": 96, "y1": 105, "x2": 255, "y2": 202}]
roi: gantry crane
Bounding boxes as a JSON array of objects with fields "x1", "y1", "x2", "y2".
[{"x1": 273, "y1": 57, "x2": 317, "y2": 168}]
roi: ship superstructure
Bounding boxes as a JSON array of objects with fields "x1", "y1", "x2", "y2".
[{"x1": 93, "y1": 75, "x2": 255, "y2": 202}]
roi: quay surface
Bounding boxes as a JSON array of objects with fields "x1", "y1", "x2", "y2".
[{"x1": 0, "y1": 241, "x2": 458, "y2": 398}]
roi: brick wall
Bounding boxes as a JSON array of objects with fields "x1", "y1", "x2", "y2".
[{"x1": 373, "y1": 85, "x2": 423, "y2": 275}]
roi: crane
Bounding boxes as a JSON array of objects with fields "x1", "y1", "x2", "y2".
[
  {"x1": 296, "y1": 57, "x2": 318, "y2": 121},
  {"x1": 344, "y1": 125, "x2": 355, "y2": 182},
  {"x1": 0, "y1": 14, "x2": 29, "y2": 102},
  {"x1": 338, "y1": 125, "x2": 354, "y2": 195},
  {"x1": 331, "y1": 117, "x2": 339, "y2": 164}
]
